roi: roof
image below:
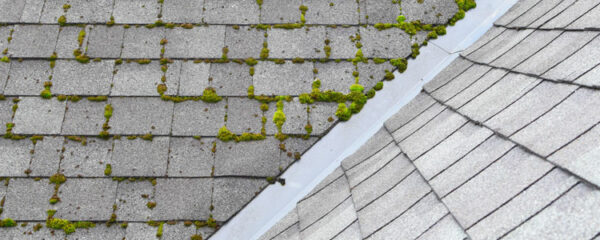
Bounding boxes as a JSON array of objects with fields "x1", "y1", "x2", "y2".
[
  {"x1": 0, "y1": 0, "x2": 465, "y2": 239},
  {"x1": 260, "y1": 0, "x2": 600, "y2": 239}
]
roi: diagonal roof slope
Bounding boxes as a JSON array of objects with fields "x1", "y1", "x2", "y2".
[{"x1": 261, "y1": 0, "x2": 600, "y2": 239}]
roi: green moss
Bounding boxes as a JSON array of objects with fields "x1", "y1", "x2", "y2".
[
  {"x1": 335, "y1": 103, "x2": 351, "y2": 121},
  {"x1": 156, "y1": 222, "x2": 164, "y2": 237},
  {"x1": 104, "y1": 164, "x2": 112, "y2": 176},
  {"x1": 157, "y1": 83, "x2": 167, "y2": 95},
  {"x1": 141, "y1": 133, "x2": 153, "y2": 141},
  {"x1": 104, "y1": 104, "x2": 113, "y2": 120},
  {"x1": 136, "y1": 59, "x2": 152, "y2": 64},
  {"x1": 75, "y1": 54, "x2": 90, "y2": 63},
  {"x1": 0, "y1": 56, "x2": 10, "y2": 63},
  {"x1": 411, "y1": 43, "x2": 420, "y2": 58},
  {"x1": 349, "y1": 84, "x2": 364, "y2": 93},
  {"x1": 0, "y1": 218, "x2": 16, "y2": 227},
  {"x1": 374, "y1": 82, "x2": 383, "y2": 91},
  {"x1": 200, "y1": 87, "x2": 222, "y2": 103},
  {"x1": 291, "y1": 57, "x2": 305, "y2": 64},
  {"x1": 397, "y1": 15, "x2": 406, "y2": 23},
  {"x1": 245, "y1": 57, "x2": 258, "y2": 66},
  {"x1": 49, "y1": 173, "x2": 66, "y2": 184},
  {"x1": 390, "y1": 58, "x2": 408, "y2": 73},
  {"x1": 30, "y1": 135, "x2": 44, "y2": 144},
  {"x1": 106, "y1": 16, "x2": 115, "y2": 26},
  {"x1": 260, "y1": 42, "x2": 269, "y2": 59},
  {"x1": 273, "y1": 98, "x2": 286, "y2": 132},
  {"x1": 147, "y1": 201, "x2": 156, "y2": 209},
  {"x1": 191, "y1": 234, "x2": 203, "y2": 240},
  {"x1": 217, "y1": 126, "x2": 235, "y2": 142},
  {"x1": 77, "y1": 29, "x2": 86, "y2": 47},
  {"x1": 87, "y1": 96, "x2": 108, "y2": 101},
  {"x1": 366, "y1": 89, "x2": 376, "y2": 99},
  {"x1": 58, "y1": 15, "x2": 67, "y2": 26},
  {"x1": 40, "y1": 89, "x2": 52, "y2": 99}
]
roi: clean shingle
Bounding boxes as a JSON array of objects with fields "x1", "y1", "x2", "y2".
[
  {"x1": 171, "y1": 101, "x2": 226, "y2": 136},
  {"x1": 297, "y1": 176, "x2": 351, "y2": 230},
  {"x1": 165, "y1": 26, "x2": 226, "y2": 58},
  {"x1": 8, "y1": 25, "x2": 59, "y2": 58},
  {"x1": 214, "y1": 138, "x2": 280, "y2": 176},
  {"x1": 203, "y1": 0, "x2": 260, "y2": 24},
  {"x1": 109, "y1": 97, "x2": 174, "y2": 135},
  {"x1": 12, "y1": 97, "x2": 66, "y2": 135},
  {"x1": 52, "y1": 60, "x2": 114, "y2": 95},
  {"x1": 54, "y1": 178, "x2": 118, "y2": 221},
  {"x1": 361, "y1": 27, "x2": 411, "y2": 58},
  {"x1": 212, "y1": 178, "x2": 266, "y2": 221},
  {"x1": 112, "y1": 0, "x2": 161, "y2": 24},
  {"x1": 4, "y1": 60, "x2": 51, "y2": 95},
  {"x1": 268, "y1": 27, "x2": 327, "y2": 59},
  {"x1": 303, "y1": 0, "x2": 359, "y2": 25},
  {"x1": 60, "y1": 138, "x2": 112, "y2": 177},
  {"x1": 111, "y1": 137, "x2": 170, "y2": 176},
  {"x1": 86, "y1": 25, "x2": 125, "y2": 58}
]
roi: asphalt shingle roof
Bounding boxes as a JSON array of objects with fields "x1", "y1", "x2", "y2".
[{"x1": 262, "y1": 0, "x2": 600, "y2": 239}]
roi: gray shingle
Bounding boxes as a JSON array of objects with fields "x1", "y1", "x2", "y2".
[
  {"x1": 122, "y1": 27, "x2": 164, "y2": 59},
  {"x1": 357, "y1": 60, "x2": 394, "y2": 90},
  {"x1": 112, "y1": 61, "x2": 172, "y2": 96},
  {"x1": 300, "y1": 198, "x2": 357, "y2": 240},
  {"x1": 178, "y1": 61, "x2": 210, "y2": 96},
  {"x1": 462, "y1": 27, "x2": 506, "y2": 56},
  {"x1": 503, "y1": 183, "x2": 600, "y2": 240},
  {"x1": 512, "y1": 88, "x2": 600, "y2": 157},
  {"x1": 273, "y1": 223, "x2": 300, "y2": 240},
  {"x1": 430, "y1": 135, "x2": 515, "y2": 197},
  {"x1": 304, "y1": 0, "x2": 359, "y2": 25},
  {"x1": 442, "y1": 148, "x2": 553, "y2": 228},
  {"x1": 361, "y1": 27, "x2": 411, "y2": 58},
  {"x1": 303, "y1": 167, "x2": 344, "y2": 200},
  {"x1": 86, "y1": 25, "x2": 125, "y2": 58},
  {"x1": 507, "y1": 0, "x2": 564, "y2": 28},
  {"x1": 514, "y1": 31, "x2": 598, "y2": 76},
  {"x1": 109, "y1": 97, "x2": 174, "y2": 135},
  {"x1": 297, "y1": 176, "x2": 350, "y2": 230},
  {"x1": 458, "y1": 73, "x2": 540, "y2": 123},
  {"x1": 214, "y1": 138, "x2": 280, "y2": 176},
  {"x1": 226, "y1": 97, "x2": 263, "y2": 133},
  {"x1": 415, "y1": 122, "x2": 492, "y2": 180},
  {"x1": 345, "y1": 142, "x2": 402, "y2": 188},
  {"x1": 365, "y1": 0, "x2": 401, "y2": 24},
  {"x1": 308, "y1": 102, "x2": 338, "y2": 136},
  {"x1": 341, "y1": 127, "x2": 394, "y2": 170},
  {"x1": 0, "y1": 0, "x2": 26, "y2": 22},
  {"x1": 125, "y1": 223, "x2": 159, "y2": 240},
  {"x1": 53, "y1": 60, "x2": 114, "y2": 95},
  {"x1": 171, "y1": 101, "x2": 226, "y2": 136},
  {"x1": 543, "y1": 37, "x2": 600, "y2": 82},
  {"x1": 111, "y1": 137, "x2": 169, "y2": 176},
  {"x1": 61, "y1": 99, "x2": 106, "y2": 135},
  {"x1": 153, "y1": 178, "x2": 212, "y2": 220},
  {"x1": 332, "y1": 221, "x2": 361, "y2": 240},
  {"x1": 54, "y1": 26, "x2": 89, "y2": 58},
  {"x1": 3, "y1": 179, "x2": 53, "y2": 220},
  {"x1": 268, "y1": 27, "x2": 326, "y2": 59},
  {"x1": 209, "y1": 63, "x2": 253, "y2": 96},
  {"x1": 65, "y1": 224, "x2": 126, "y2": 240},
  {"x1": 161, "y1": 223, "x2": 197, "y2": 240},
  {"x1": 259, "y1": 0, "x2": 302, "y2": 24},
  {"x1": 161, "y1": 0, "x2": 204, "y2": 23},
  {"x1": 315, "y1": 61, "x2": 355, "y2": 94},
  {"x1": 494, "y1": 0, "x2": 541, "y2": 26},
  {"x1": 424, "y1": 57, "x2": 473, "y2": 93},
  {"x1": 568, "y1": 4, "x2": 600, "y2": 29},
  {"x1": 259, "y1": 209, "x2": 299, "y2": 240},
  {"x1": 400, "y1": 108, "x2": 467, "y2": 160},
  {"x1": 490, "y1": 30, "x2": 562, "y2": 70},
  {"x1": 416, "y1": 214, "x2": 467, "y2": 240},
  {"x1": 402, "y1": 0, "x2": 458, "y2": 24},
  {"x1": 254, "y1": 61, "x2": 313, "y2": 96},
  {"x1": 203, "y1": 0, "x2": 260, "y2": 24},
  {"x1": 0, "y1": 138, "x2": 32, "y2": 176},
  {"x1": 224, "y1": 26, "x2": 265, "y2": 59},
  {"x1": 549, "y1": 124, "x2": 600, "y2": 187},
  {"x1": 485, "y1": 81, "x2": 577, "y2": 136},
  {"x1": 8, "y1": 25, "x2": 58, "y2": 57},
  {"x1": 38, "y1": 0, "x2": 63, "y2": 23},
  {"x1": 60, "y1": 138, "x2": 112, "y2": 177},
  {"x1": 467, "y1": 29, "x2": 534, "y2": 64},
  {"x1": 0, "y1": 62, "x2": 7, "y2": 94},
  {"x1": 280, "y1": 136, "x2": 318, "y2": 169},
  {"x1": 574, "y1": 64, "x2": 600, "y2": 87},
  {"x1": 4, "y1": 60, "x2": 51, "y2": 95},
  {"x1": 20, "y1": 0, "x2": 45, "y2": 23},
  {"x1": 385, "y1": 93, "x2": 436, "y2": 132},
  {"x1": 351, "y1": 154, "x2": 414, "y2": 210},
  {"x1": 115, "y1": 180, "x2": 155, "y2": 221},
  {"x1": 54, "y1": 178, "x2": 118, "y2": 221},
  {"x1": 167, "y1": 137, "x2": 214, "y2": 177},
  {"x1": 541, "y1": 0, "x2": 599, "y2": 29},
  {"x1": 467, "y1": 168, "x2": 578, "y2": 239},
  {"x1": 265, "y1": 97, "x2": 307, "y2": 135},
  {"x1": 164, "y1": 26, "x2": 226, "y2": 59},
  {"x1": 391, "y1": 102, "x2": 446, "y2": 142},
  {"x1": 112, "y1": 0, "x2": 161, "y2": 24},
  {"x1": 212, "y1": 178, "x2": 266, "y2": 221},
  {"x1": 528, "y1": 0, "x2": 576, "y2": 28},
  {"x1": 29, "y1": 136, "x2": 62, "y2": 177},
  {"x1": 326, "y1": 26, "x2": 359, "y2": 59},
  {"x1": 0, "y1": 97, "x2": 12, "y2": 134},
  {"x1": 61, "y1": 0, "x2": 113, "y2": 23},
  {"x1": 12, "y1": 97, "x2": 66, "y2": 135},
  {"x1": 431, "y1": 64, "x2": 491, "y2": 102},
  {"x1": 446, "y1": 68, "x2": 507, "y2": 109},
  {"x1": 357, "y1": 171, "x2": 431, "y2": 237},
  {"x1": 368, "y1": 193, "x2": 448, "y2": 240}
]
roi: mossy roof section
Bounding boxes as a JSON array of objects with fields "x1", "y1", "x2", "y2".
[
  {"x1": 0, "y1": 0, "x2": 468, "y2": 238},
  {"x1": 261, "y1": 1, "x2": 600, "y2": 239}
]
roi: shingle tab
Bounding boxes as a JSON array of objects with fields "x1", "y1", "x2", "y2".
[
  {"x1": 384, "y1": 92, "x2": 436, "y2": 132},
  {"x1": 541, "y1": 0, "x2": 599, "y2": 29},
  {"x1": 209, "y1": 63, "x2": 253, "y2": 96},
  {"x1": 300, "y1": 197, "x2": 357, "y2": 240},
  {"x1": 171, "y1": 101, "x2": 225, "y2": 136},
  {"x1": 549, "y1": 124, "x2": 600, "y2": 187},
  {"x1": 446, "y1": 68, "x2": 507, "y2": 109},
  {"x1": 507, "y1": 0, "x2": 563, "y2": 28},
  {"x1": 512, "y1": 88, "x2": 600, "y2": 157},
  {"x1": 304, "y1": 0, "x2": 359, "y2": 25},
  {"x1": 416, "y1": 214, "x2": 467, "y2": 240},
  {"x1": 0, "y1": 138, "x2": 32, "y2": 177},
  {"x1": 259, "y1": 209, "x2": 299, "y2": 240},
  {"x1": 111, "y1": 137, "x2": 170, "y2": 176},
  {"x1": 401, "y1": 0, "x2": 458, "y2": 25},
  {"x1": 361, "y1": 27, "x2": 411, "y2": 58},
  {"x1": 528, "y1": 0, "x2": 576, "y2": 28},
  {"x1": 212, "y1": 178, "x2": 266, "y2": 221},
  {"x1": 462, "y1": 27, "x2": 506, "y2": 56},
  {"x1": 254, "y1": 61, "x2": 313, "y2": 96},
  {"x1": 61, "y1": 138, "x2": 112, "y2": 177},
  {"x1": 86, "y1": 25, "x2": 125, "y2": 58},
  {"x1": 167, "y1": 137, "x2": 214, "y2": 177},
  {"x1": 490, "y1": 30, "x2": 562, "y2": 70},
  {"x1": 109, "y1": 97, "x2": 174, "y2": 135},
  {"x1": 543, "y1": 37, "x2": 600, "y2": 81},
  {"x1": 115, "y1": 180, "x2": 155, "y2": 221},
  {"x1": 341, "y1": 127, "x2": 394, "y2": 170},
  {"x1": 7, "y1": 25, "x2": 59, "y2": 58},
  {"x1": 61, "y1": 99, "x2": 107, "y2": 135},
  {"x1": 12, "y1": 97, "x2": 66, "y2": 135},
  {"x1": 178, "y1": 61, "x2": 210, "y2": 96},
  {"x1": 268, "y1": 27, "x2": 326, "y2": 59},
  {"x1": 568, "y1": 4, "x2": 600, "y2": 29},
  {"x1": 431, "y1": 64, "x2": 491, "y2": 102},
  {"x1": 4, "y1": 60, "x2": 51, "y2": 95},
  {"x1": 442, "y1": 148, "x2": 553, "y2": 228},
  {"x1": 54, "y1": 178, "x2": 118, "y2": 221},
  {"x1": 113, "y1": 0, "x2": 161, "y2": 24},
  {"x1": 494, "y1": 0, "x2": 541, "y2": 26},
  {"x1": 259, "y1": 0, "x2": 302, "y2": 24},
  {"x1": 3, "y1": 179, "x2": 53, "y2": 220},
  {"x1": 153, "y1": 178, "x2": 212, "y2": 220},
  {"x1": 365, "y1": 0, "x2": 401, "y2": 24},
  {"x1": 345, "y1": 143, "x2": 402, "y2": 188},
  {"x1": 224, "y1": 26, "x2": 265, "y2": 59},
  {"x1": 467, "y1": 29, "x2": 534, "y2": 64},
  {"x1": 297, "y1": 175, "x2": 351, "y2": 230},
  {"x1": 326, "y1": 26, "x2": 359, "y2": 59},
  {"x1": 424, "y1": 57, "x2": 473, "y2": 92},
  {"x1": 315, "y1": 61, "x2": 355, "y2": 94},
  {"x1": 203, "y1": 0, "x2": 260, "y2": 24},
  {"x1": 30, "y1": 136, "x2": 62, "y2": 176},
  {"x1": 52, "y1": 60, "x2": 114, "y2": 95},
  {"x1": 164, "y1": 26, "x2": 226, "y2": 58},
  {"x1": 214, "y1": 138, "x2": 280, "y2": 176}
]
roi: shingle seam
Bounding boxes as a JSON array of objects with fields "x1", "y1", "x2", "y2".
[
  {"x1": 396, "y1": 106, "x2": 448, "y2": 143},
  {"x1": 461, "y1": 56, "x2": 600, "y2": 91},
  {"x1": 298, "y1": 174, "x2": 345, "y2": 202},
  {"x1": 340, "y1": 162, "x2": 364, "y2": 240},
  {"x1": 343, "y1": 141, "x2": 396, "y2": 172},
  {"x1": 412, "y1": 212, "x2": 452, "y2": 240},
  {"x1": 410, "y1": 120, "x2": 470, "y2": 161},
  {"x1": 501, "y1": 0, "x2": 544, "y2": 27},
  {"x1": 384, "y1": 97, "x2": 438, "y2": 133},
  {"x1": 361, "y1": 191, "x2": 434, "y2": 239},
  {"x1": 356, "y1": 167, "x2": 417, "y2": 212},
  {"x1": 268, "y1": 219, "x2": 300, "y2": 240},
  {"x1": 496, "y1": 181, "x2": 581, "y2": 239},
  {"x1": 423, "y1": 90, "x2": 600, "y2": 190},
  {"x1": 432, "y1": 66, "x2": 495, "y2": 102},
  {"x1": 535, "y1": 32, "x2": 600, "y2": 77},
  {"x1": 463, "y1": 27, "x2": 508, "y2": 58},
  {"x1": 494, "y1": 25, "x2": 600, "y2": 32},
  {"x1": 298, "y1": 195, "x2": 352, "y2": 232},
  {"x1": 546, "y1": 120, "x2": 600, "y2": 158},
  {"x1": 329, "y1": 219, "x2": 359, "y2": 240},
  {"x1": 505, "y1": 0, "x2": 563, "y2": 28},
  {"x1": 590, "y1": 231, "x2": 600, "y2": 240},
  {"x1": 37, "y1": 0, "x2": 47, "y2": 23},
  {"x1": 464, "y1": 166, "x2": 557, "y2": 230},
  {"x1": 563, "y1": 1, "x2": 600, "y2": 29},
  {"x1": 525, "y1": 0, "x2": 577, "y2": 29},
  {"x1": 426, "y1": 62, "x2": 476, "y2": 93},
  {"x1": 348, "y1": 151, "x2": 403, "y2": 191},
  {"x1": 0, "y1": 176, "x2": 275, "y2": 180},
  {"x1": 0, "y1": 22, "x2": 426, "y2": 27},
  {"x1": 427, "y1": 134, "x2": 496, "y2": 181},
  {"x1": 481, "y1": 79, "x2": 545, "y2": 123}
]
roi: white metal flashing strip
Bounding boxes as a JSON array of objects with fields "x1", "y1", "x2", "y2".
[{"x1": 212, "y1": 1, "x2": 518, "y2": 239}]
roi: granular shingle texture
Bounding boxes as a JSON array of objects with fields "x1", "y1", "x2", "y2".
[{"x1": 262, "y1": 1, "x2": 600, "y2": 239}]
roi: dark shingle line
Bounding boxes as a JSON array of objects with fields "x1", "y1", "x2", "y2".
[
  {"x1": 412, "y1": 212, "x2": 453, "y2": 240},
  {"x1": 503, "y1": 0, "x2": 545, "y2": 27},
  {"x1": 299, "y1": 195, "x2": 353, "y2": 232},
  {"x1": 328, "y1": 219, "x2": 359, "y2": 240},
  {"x1": 525, "y1": 0, "x2": 575, "y2": 29},
  {"x1": 395, "y1": 106, "x2": 448, "y2": 143},
  {"x1": 410, "y1": 120, "x2": 469, "y2": 160},
  {"x1": 590, "y1": 231, "x2": 600, "y2": 240},
  {"x1": 347, "y1": 151, "x2": 403, "y2": 191},
  {"x1": 300, "y1": 174, "x2": 345, "y2": 201},
  {"x1": 463, "y1": 28, "x2": 508, "y2": 58},
  {"x1": 464, "y1": 166, "x2": 557, "y2": 230},
  {"x1": 496, "y1": 0, "x2": 600, "y2": 31},
  {"x1": 0, "y1": 175, "x2": 276, "y2": 180},
  {"x1": 426, "y1": 62, "x2": 477, "y2": 93},
  {"x1": 383, "y1": 98, "x2": 437, "y2": 134},
  {"x1": 269, "y1": 219, "x2": 300, "y2": 240},
  {"x1": 547, "y1": 120, "x2": 600, "y2": 158},
  {"x1": 496, "y1": 182, "x2": 581, "y2": 239},
  {"x1": 462, "y1": 56, "x2": 600, "y2": 91},
  {"x1": 0, "y1": 22, "x2": 421, "y2": 28},
  {"x1": 427, "y1": 134, "x2": 496, "y2": 181},
  {"x1": 432, "y1": 66, "x2": 495, "y2": 103},
  {"x1": 422, "y1": 90, "x2": 600, "y2": 190},
  {"x1": 563, "y1": 1, "x2": 600, "y2": 29},
  {"x1": 362, "y1": 191, "x2": 434, "y2": 239},
  {"x1": 343, "y1": 140, "x2": 396, "y2": 171},
  {"x1": 356, "y1": 167, "x2": 417, "y2": 212}
]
